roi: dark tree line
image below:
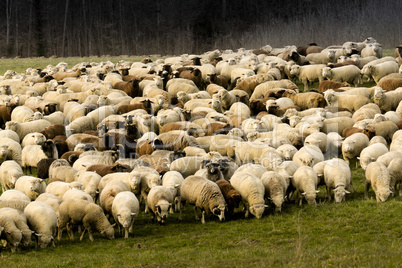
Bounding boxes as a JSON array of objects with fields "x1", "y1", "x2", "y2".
[{"x1": 0, "y1": 0, "x2": 401, "y2": 58}]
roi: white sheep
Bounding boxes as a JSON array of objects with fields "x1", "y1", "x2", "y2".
[
  {"x1": 97, "y1": 171, "x2": 142, "y2": 196},
  {"x1": 373, "y1": 87, "x2": 402, "y2": 112},
  {"x1": 0, "y1": 129, "x2": 20, "y2": 143},
  {"x1": 358, "y1": 143, "x2": 389, "y2": 170},
  {"x1": 45, "y1": 181, "x2": 83, "y2": 200},
  {"x1": 0, "y1": 214, "x2": 22, "y2": 252},
  {"x1": 230, "y1": 171, "x2": 267, "y2": 219},
  {"x1": 57, "y1": 199, "x2": 115, "y2": 241},
  {"x1": 111, "y1": 191, "x2": 139, "y2": 238},
  {"x1": 260, "y1": 171, "x2": 287, "y2": 212},
  {"x1": 21, "y1": 132, "x2": 46, "y2": 148},
  {"x1": 0, "y1": 189, "x2": 31, "y2": 202},
  {"x1": 0, "y1": 160, "x2": 23, "y2": 192},
  {"x1": 100, "y1": 180, "x2": 130, "y2": 217},
  {"x1": 24, "y1": 200, "x2": 57, "y2": 248},
  {"x1": 326, "y1": 132, "x2": 344, "y2": 159},
  {"x1": 0, "y1": 207, "x2": 32, "y2": 249},
  {"x1": 234, "y1": 141, "x2": 273, "y2": 166},
  {"x1": 14, "y1": 176, "x2": 46, "y2": 201},
  {"x1": 10, "y1": 106, "x2": 39, "y2": 123},
  {"x1": 65, "y1": 116, "x2": 95, "y2": 135},
  {"x1": 21, "y1": 140, "x2": 58, "y2": 174},
  {"x1": 169, "y1": 156, "x2": 204, "y2": 178},
  {"x1": 181, "y1": 175, "x2": 226, "y2": 224},
  {"x1": 387, "y1": 158, "x2": 402, "y2": 197},
  {"x1": 321, "y1": 117, "x2": 355, "y2": 135},
  {"x1": 161, "y1": 171, "x2": 184, "y2": 216},
  {"x1": 365, "y1": 162, "x2": 392, "y2": 202},
  {"x1": 361, "y1": 60, "x2": 399, "y2": 83},
  {"x1": 292, "y1": 145, "x2": 324, "y2": 167},
  {"x1": 75, "y1": 171, "x2": 102, "y2": 200},
  {"x1": 146, "y1": 185, "x2": 174, "y2": 224},
  {"x1": 62, "y1": 188, "x2": 94, "y2": 204},
  {"x1": 324, "y1": 89, "x2": 369, "y2": 112},
  {"x1": 342, "y1": 133, "x2": 370, "y2": 166},
  {"x1": 322, "y1": 65, "x2": 361, "y2": 87},
  {"x1": 289, "y1": 64, "x2": 326, "y2": 90},
  {"x1": 320, "y1": 159, "x2": 352, "y2": 203},
  {"x1": 5, "y1": 120, "x2": 52, "y2": 141},
  {"x1": 304, "y1": 132, "x2": 328, "y2": 154},
  {"x1": 165, "y1": 78, "x2": 199, "y2": 98},
  {"x1": 291, "y1": 166, "x2": 320, "y2": 206},
  {"x1": 36, "y1": 193, "x2": 62, "y2": 214},
  {"x1": 0, "y1": 138, "x2": 22, "y2": 165},
  {"x1": 305, "y1": 50, "x2": 336, "y2": 64}
]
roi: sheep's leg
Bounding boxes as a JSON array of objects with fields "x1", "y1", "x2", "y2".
[
  {"x1": 201, "y1": 211, "x2": 206, "y2": 224},
  {"x1": 57, "y1": 228, "x2": 63, "y2": 241},
  {"x1": 79, "y1": 228, "x2": 86, "y2": 241},
  {"x1": 87, "y1": 229, "x2": 94, "y2": 242},
  {"x1": 194, "y1": 206, "x2": 200, "y2": 221},
  {"x1": 364, "y1": 182, "x2": 370, "y2": 199},
  {"x1": 326, "y1": 186, "x2": 332, "y2": 201},
  {"x1": 124, "y1": 228, "x2": 129, "y2": 239}
]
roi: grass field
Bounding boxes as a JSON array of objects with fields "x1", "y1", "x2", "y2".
[{"x1": 0, "y1": 51, "x2": 400, "y2": 267}]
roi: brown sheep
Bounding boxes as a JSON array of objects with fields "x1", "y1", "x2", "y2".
[
  {"x1": 282, "y1": 91, "x2": 326, "y2": 110},
  {"x1": 135, "y1": 139, "x2": 155, "y2": 156},
  {"x1": 40, "y1": 124, "x2": 66, "y2": 139},
  {"x1": 53, "y1": 135, "x2": 69, "y2": 157},
  {"x1": 377, "y1": 78, "x2": 402, "y2": 92},
  {"x1": 138, "y1": 155, "x2": 170, "y2": 175},
  {"x1": 216, "y1": 179, "x2": 242, "y2": 218},
  {"x1": 318, "y1": 81, "x2": 350, "y2": 93},
  {"x1": 306, "y1": 45, "x2": 324, "y2": 55},
  {"x1": 177, "y1": 67, "x2": 203, "y2": 89},
  {"x1": 396, "y1": 119, "x2": 402, "y2": 129},
  {"x1": 116, "y1": 100, "x2": 152, "y2": 114},
  {"x1": 342, "y1": 127, "x2": 376, "y2": 139},
  {"x1": 86, "y1": 163, "x2": 132, "y2": 177},
  {"x1": 233, "y1": 74, "x2": 275, "y2": 96},
  {"x1": 206, "y1": 73, "x2": 229, "y2": 89},
  {"x1": 113, "y1": 79, "x2": 140, "y2": 98},
  {"x1": 60, "y1": 151, "x2": 83, "y2": 164},
  {"x1": 327, "y1": 61, "x2": 359, "y2": 68},
  {"x1": 52, "y1": 68, "x2": 86, "y2": 81},
  {"x1": 0, "y1": 103, "x2": 17, "y2": 129},
  {"x1": 204, "y1": 122, "x2": 232, "y2": 136}
]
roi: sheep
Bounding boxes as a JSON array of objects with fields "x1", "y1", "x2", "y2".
[
  {"x1": 43, "y1": 111, "x2": 66, "y2": 125},
  {"x1": 0, "y1": 214, "x2": 22, "y2": 252},
  {"x1": 57, "y1": 199, "x2": 115, "y2": 241},
  {"x1": 97, "y1": 171, "x2": 142, "y2": 196},
  {"x1": 21, "y1": 132, "x2": 47, "y2": 148},
  {"x1": 232, "y1": 73, "x2": 274, "y2": 96},
  {"x1": 169, "y1": 156, "x2": 205, "y2": 178},
  {"x1": 36, "y1": 193, "x2": 62, "y2": 214},
  {"x1": 358, "y1": 143, "x2": 389, "y2": 170},
  {"x1": 0, "y1": 160, "x2": 23, "y2": 192},
  {"x1": 21, "y1": 140, "x2": 58, "y2": 174},
  {"x1": 289, "y1": 64, "x2": 326, "y2": 90},
  {"x1": 361, "y1": 43, "x2": 383, "y2": 58},
  {"x1": 0, "y1": 199, "x2": 30, "y2": 211},
  {"x1": 152, "y1": 131, "x2": 198, "y2": 151},
  {"x1": 39, "y1": 124, "x2": 66, "y2": 140},
  {"x1": 387, "y1": 158, "x2": 402, "y2": 197},
  {"x1": 48, "y1": 162, "x2": 79, "y2": 183},
  {"x1": 0, "y1": 207, "x2": 32, "y2": 248},
  {"x1": 229, "y1": 171, "x2": 266, "y2": 218},
  {"x1": 260, "y1": 171, "x2": 287, "y2": 212},
  {"x1": 10, "y1": 105, "x2": 40, "y2": 123},
  {"x1": 111, "y1": 191, "x2": 139, "y2": 238},
  {"x1": 291, "y1": 166, "x2": 319, "y2": 206},
  {"x1": 146, "y1": 185, "x2": 174, "y2": 224},
  {"x1": 14, "y1": 176, "x2": 46, "y2": 201},
  {"x1": 62, "y1": 188, "x2": 94, "y2": 203},
  {"x1": 0, "y1": 129, "x2": 20, "y2": 143},
  {"x1": 377, "y1": 78, "x2": 402, "y2": 91},
  {"x1": 194, "y1": 160, "x2": 225, "y2": 182},
  {"x1": 45, "y1": 181, "x2": 83, "y2": 200},
  {"x1": 373, "y1": 87, "x2": 402, "y2": 113},
  {"x1": 365, "y1": 162, "x2": 392, "y2": 202},
  {"x1": 137, "y1": 170, "x2": 162, "y2": 213},
  {"x1": 234, "y1": 141, "x2": 273, "y2": 166},
  {"x1": 366, "y1": 120, "x2": 399, "y2": 143},
  {"x1": 341, "y1": 133, "x2": 370, "y2": 167},
  {"x1": 181, "y1": 175, "x2": 226, "y2": 224},
  {"x1": 361, "y1": 61, "x2": 399, "y2": 83},
  {"x1": 5, "y1": 119, "x2": 52, "y2": 142},
  {"x1": 322, "y1": 65, "x2": 361, "y2": 87},
  {"x1": 24, "y1": 201, "x2": 57, "y2": 248},
  {"x1": 323, "y1": 89, "x2": 369, "y2": 113},
  {"x1": 304, "y1": 132, "x2": 328, "y2": 154},
  {"x1": 166, "y1": 78, "x2": 199, "y2": 98},
  {"x1": 282, "y1": 91, "x2": 326, "y2": 110},
  {"x1": 215, "y1": 179, "x2": 241, "y2": 218},
  {"x1": 292, "y1": 145, "x2": 324, "y2": 167},
  {"x1": 161, "y1": 171, "x2": 184, "y2": 216},
  {"x1": 86, "y1": 163, "x2": 132, "y2": 177},
  {"x1": 318, "y1": 80, "x2": 350, "y2": 93},
  {"x1": 100, "y1": 180, "x2": 130, "y2": 217},
  {"x1": 319, "y1": 159, "x2": 352, "y2": 202},
  {"x1": 321, "y1": 117, "x2": 355, "y2": 135},
  {"x1": 0, "y1": 189, "x2": 31, "y2": 202}
]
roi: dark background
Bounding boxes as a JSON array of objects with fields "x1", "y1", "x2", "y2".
[{"x1": 1, "y1": 0, "x2": 401, "y2": 58}]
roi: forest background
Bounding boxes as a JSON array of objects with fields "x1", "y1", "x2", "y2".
[{"x1": 1, "y1": 0, "x2": 401, "y2": 58}]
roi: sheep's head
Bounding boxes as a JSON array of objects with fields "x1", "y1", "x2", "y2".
[
  {"x1": 249, "y1": 204, "x2": 267, "y2": 219},
  {"x1": 333, "y1": 185, "x2": 350, "y2": 203}
]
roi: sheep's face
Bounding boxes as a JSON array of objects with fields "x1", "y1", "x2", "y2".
[
  {"x1": 302, "y1": 192, "x2": 317, "y2": 205},
  {"x1": 0, "y1": 145, "x2": 8, "y2": 158},
  {"x1": 36, "y1": 233, "x2": 53, "y2": 248},
  {"x1": 271, "y1": 194, "x2": 285, "y2": 212},
  {"x1": 322, "y1": 67, "x2": 332, "y2": 79},
  {"x1": 289, "y1": 65, "x2": 300, "y2": 76},
  {"x1": 117, "y1": 211, "x2": 136, "y2": 229},
  {"x1": 101, "y1": 225, "x2": 115, "y2": 240},
  {"x1": 212, "y1": 206, "x2": 225, "y2": 221},
  {"x1": 333, "y1": 186, "x2": 350, "y2": 203},
  {"x1": 155, "y1": 203, "x2": 171, "y2": 223},
  {"x1": 249, "y1": 204, "x2": 266, "y2": 219},
  {"x1": 376, "y1": 189, "x2": 391, "y2": 202}
]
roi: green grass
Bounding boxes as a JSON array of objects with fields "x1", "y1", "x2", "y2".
[{"x1": 1, "y1": 168, "x2": 401, "y2": 267}]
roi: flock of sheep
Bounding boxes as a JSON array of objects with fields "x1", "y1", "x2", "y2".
[{"x1": 0, "y1": 37, "x2": 401, "y2": 252}]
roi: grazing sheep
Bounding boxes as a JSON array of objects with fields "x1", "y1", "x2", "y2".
[
  {"x1": 98, "y1": 171, "x2": 142, "y2": 196},
  {"x1": 147, "y1": 185, "x2": 174, "y2": 224},
  {"x1": 291, "y1": 166, "x2": 319, "y2": 206},
  {"x1": 15, "y1": 176, "x2": 46, "y2": 201},
  {"x1": 111, "y1": 191, "x2": 139, "y2": 238},
  {"x1": 45, "y1": 181, "x2": 83, "y2": 200},
  {"x1": 215, "y1": 179, "x2": 241, "y2": 218},
  {"x1": 366, "y1": 120, "x2": 399, "y2": 143},
  {"x1": 322, "y1": 65, "x2": 361, "y2": 87},
  {"x1": 361, "y1": 60, "x2": 399, "y2": 83},
  {"x1": 342, "y1": 133, "x2": 370, "y2": 166},
  {"x1": 321, "y1": 117, "x2": 355, "y2": 135},
  {"x1": 86, "y1": 163, "x2": 132, "y2": 177},
  {"x1": 100, "y1": 180, "x2": 130, "y2": 217},
  {"x1": 57, "y1": 199, "x2": 115, "y2": 241},
  {"x1": 365, "y1": 162, "x2": 392, "y2": 202},
  {"x1": 0, "y1": 160, "x2": 23, "y2": 192},
  {"x1": 260, "y1": 171, "x2": 287, "y2": 212},
  {"x1": 24, "y1": 201, "x2": 57, "y2": 248},
  {"x1": 0, "y1": 214, "x2": 22, "y2": 252},
  {"x1": 36, "y1": 193, "x2": 62, "y2": 214},
  {"x1": 0, "y1": 129, "x2": 20, "y2": 143},
  {"x1": 318, "y1": 80, "x2": 350, "y2": 93},
  {"x1": 358, "y1": 143, "x2": 389, "y2": 170},
  {"x1": 230, "y1": 171, "x2": 267, "y2": 219},
  {"x1": 292, "y1": 145, "x2": 324, "y2": 167},
  {"x1": 319, "y1": 159, "x2": 352, "y2": 202},
  {"x1": 5, "y1": 120, "x2": 52, "y2": 141},
  {"x1": 0, "y1": 199, "x2": 30, "y2": 211},
  {"x1": 0, "y1": 138, "x2": 23, "y2": 165},
  {"x1": 181, "y1": 175, "x2": 226, "y2": 224},
  {"x1": 0, "y1": 207, "x2": 32, "y2": 248},
  {"x1": 387, "y1": 158, "x2": 402, "y2": 197},
  {"x1": 36, "y1": 158, "x2": 57, "y2": 179},
  {"x1": 282, "y1": 91, "x2": 326, "y2": 110}
]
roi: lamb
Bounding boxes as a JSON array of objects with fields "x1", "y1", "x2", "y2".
[
  {"x1": 39, "y1": 124, "x2": 66, "y2": 139},
  {"x1": 323, "y1": 89, "x2": 369, "y2": 112},
  {"x1": 21, "y1": 140, "x2": 58, "y2": 174},
  {"x1": 14, "y1": 176, "x2": 46, "y2": 201},
  {"x1": 215, "y1": 179, "x2": 241, "y2": 218},
  {"x1": 229, "y1": 171, "x2": 266, "y2": 218},
  {"x1": 342, "y1": 133, "x2": 370, "y2": 166},
  {"x1": 181, "y1": 175, "x2": 226, "y2": 224},
  {"x1": 358, "y1": 143, "x2": 389, "y2": 170},
  {"x1": 111, "y1": 191, "x2": 139, "y2": 238},
  {"x1": 24, "y1": 201, "x2": 57, "y2": 248},
  {"x1": 291, "y1": 166, "x2": 319, "y2": 206},
  {"x1": 260, "y1": 171, "x2": 287, "y2": 212},
  {"x1": 146, "y1": 185, "x2": 174, "y2": 224},
  {"x1": 292, "y1": 145, "x2": 324, "y2": 167},
  {"x1": 322, "y1": 65, "x2": 361, "y2": 87},
  {"x1": 0, "y1": 160, "x2": 23, "y2": 192},
  {"x1": 5, "y1": 120, "x2": 52, "y2": 141},
  {"x1": 373, "y1": 87, "x2": 402, "y2": 113},
  {"x1": 361, "y1": 61, "x2": 399, "y2": 83},
  {"x1": 0, "y1": 214, "x2": 22, "y2": 252},
  {"x1": 365, "y1": 162, "x2": 392, "y2": 202},
  {"x1": 21, "y1": 132, "x2": 46, "y2": 147},
  {"x1": 0, "y1": 207, "x2": 32, "y2": 248},
  {"x1": 289, "y1": 64, "x2": 326, "y2": 90},
  {"x1": 57, "y1": 199, "x2": 115, "y2": 241}
]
